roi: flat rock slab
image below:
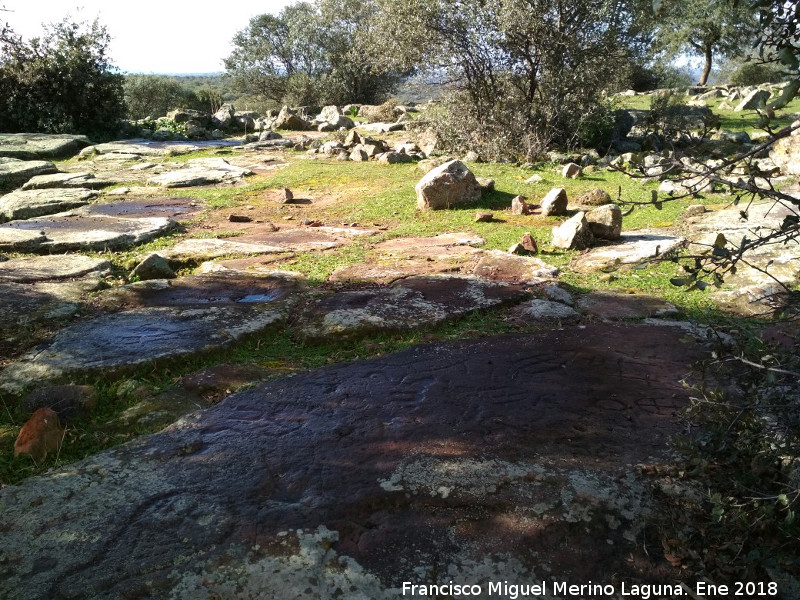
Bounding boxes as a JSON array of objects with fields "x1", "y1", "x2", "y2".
[
  {"x1": 329, "y1": 248, "x2": 483, "y2": 284},
  {"x1": 97, "y1": 272, "x2": 303, "y2": 310},
  {"x1": 0, "y1": 303, "x2": 291, "y2": 394},
  {"x1": 21, "y1": 172, "x2": 115, "y2": 190},
  {"x1": 0, "y1": 157, "x2": 57, "y2": 188},
  {"x1": 295, "y1": 275, "x2": 526, "y2": 340},
  {"x1": 0, "y1": 213, "x2": 177, "y2": 252},
  {"x1": 162, "y1": 238, "x2": 290, "y2": 263},
  {"x1": 508, "y1": 298, "x2": 582, "y2": 323},
  {"x1": 572, "y1": 230, "x2": 685, "y2": 273},
  {"x1": 80, "y1": 196, "x2": 203, "y2": 219},
  {"x1": 472, "y1": 249, "x2": 560, "y2": 285},
  {"x1": 0, "y1": 254, "x2": 110, "y2": 282},
  {"x1": 577, "y1": 291, "x2": 679, "y2": 320},
  {"x1": 197, "y1": 255, "x2": 297, "y2": 275},
  {"x1": 236, "y1": 229, "x2": 349, "y2": 251},
  {"x1": 374, "y1": 232, "x2": 485, "y2": 254},
  {"x1": 0, "y1": 324, "x2": 701, "y2": 598},
  {"x1": 0, "y1": 279, "x2": 101, "y2": 335},
  {"x1": 0, "y1": 133, "x2": 90, "y2": 159},
  {"x1": 84, "y1": 139, "x2": 240, "y2": 157},
  {"x1": 147, "y1": 158, "x2": 253, "y2": 188},
  {"x1": 0, "y1": 188, "x2": 98, "y2": 221}
]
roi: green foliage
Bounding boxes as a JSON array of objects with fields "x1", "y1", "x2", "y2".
[
  {"x1": 656, "y1": 352, "x2": 800, "y2": 581},
  {"x1": 652, "y1": 0, "x2": 761, "y2": 85},
  {"x1": 368, "y1": 0, "x2": 642, "y2": 159},
  {"x1": 224, "y1": 0, "x2": 403, "y2": 107},
  {"x1": 728, "y1": 61, "x2": 787, "y2": 87},
  {"x1": 124, "y1": 75, "x2": 201, "y2": 120},
  {"x1": 0, "y1": 18, "x2": 125, "y2": 139}
]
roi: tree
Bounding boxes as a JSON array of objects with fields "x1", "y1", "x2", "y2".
[
  {"x1": 0, "y1": 17, "x2": 125, "y2": 139},
  {"x1": 224, "y1": 0, "x2": 402, "y2": 107},
  {"x1": 366, "y1": 0, "x2": 651, "y2": 159},
  {"x1": 124, "y1": 75, "x2": 200, "y2": 120},
  {"x1": 652, "y1": 0, "x2": 760, "y2": 85}
]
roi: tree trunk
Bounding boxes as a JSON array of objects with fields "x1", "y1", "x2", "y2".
[{"x1": 698, "y1": 44, "x2": 713, "y2": 86}]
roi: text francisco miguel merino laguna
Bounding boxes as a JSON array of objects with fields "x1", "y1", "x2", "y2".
[{"x1": 400, "y1": 580, "x2": 768, "y2": 598}]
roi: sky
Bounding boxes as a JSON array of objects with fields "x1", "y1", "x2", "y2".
[{"x1": 2, "y1": 0, "x2": 295, "y2": 74}]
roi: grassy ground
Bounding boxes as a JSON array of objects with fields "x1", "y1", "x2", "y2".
[{"x1": 0, "y1": 90, "x2": 794, "y2": 487}]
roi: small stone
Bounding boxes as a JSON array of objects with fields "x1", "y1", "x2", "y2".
[
  {"x1": 130, "y1": 253, "x2": 176, "y2": 280},
  {"x1": 525, "y1": 174, "x2": 543, "y2": 183},
  {"x1": 508, "y1": 243, "x2": 525, "y2": 255},
  {"x1": 476, "y1": 177, "x2": 495, "y2": 193},
  {"x1": 511, "y1": 195, "x2": 530, "y2": 215},
  {"x1": 683, "y1": 204, "x2": 706, "y2": 218},
  {"x1": 541, "y1": 188, "x2": 568, "y2": 216},
  {"x1": 561, "y1": 163, "x2": 582, "y2": 178},
  {"x1": 521, "y1": 232, "x2": 538, "y2": 253},
  {"x1": 228, "y1": 214, "x2": 252, "y2": 223},
  {"x1": 14, "y1": 408, "x2": 64, "y2": 462},
  {"x1": 474, "y1": 211, "x2": 493, "y2": 223},
  {"x1": 280, "y1": 188, "x2": 294, "y2": 203}
]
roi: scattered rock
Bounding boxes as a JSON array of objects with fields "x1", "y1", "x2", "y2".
[
  {"x1": 474, "y1": 211, "x2": 493, "y2": 223},
  {"x1": 280, "y1": 188, "x2": 294, "y2": 203},
  {"x1": 511, "y1": 195, "x2": 530, "y2": 215},
  {"x1": 541, "y1": 187, "x2": 568, "y2": 216},
  {"x1": 543, "y1": 283, "x2": 574, "y2": 305},
  {"x1": 734, "y1": 89, "x2": 771, "y2": 112},
  {"x1": 509, "y1": 298, "x2": 581, "y2": 323},
  {"x1": 415, "y1": 160, "x2": 481, "y2": 210},
  {"x1": 586, "y1": 204, "x2": 623, "y2": 240},
  {"x1": 22, "y1": 385, "x2": 97, "y2": 422},
  {"x1": 551, "y1": 212, "x2": 594, "y2": 250},
  {"x1": 525, "y1": 174, "x2": 543, "y2": 183},
  {"x1": 130, "y1": 253, "x2": 176, "y2": 280},
  {"x1": 683, "y1": 204, "x2": 707, "y2": 218},
  {"x1": 575, "y1": 188, "x2": 612, "y2": 207},
  {"x1": 228, "y1": 214, "x2": 252, "y2": 223},
  {"x1": 561, "y1": 162, "x2": 582, "y2": 178},
  {"x1": 13, "y1": 408, "x2": 64, "y2": 462},
  {"x1": 476, "y1": 177, "x2": 495, "y2": 192},
  {"x1": 521, "y1": 232, "x2": 538, "y2": 253}
]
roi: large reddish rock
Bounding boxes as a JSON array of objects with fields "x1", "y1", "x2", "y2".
[{"x1": 415, "y1": 160, "x2": 481, "y2": 210}]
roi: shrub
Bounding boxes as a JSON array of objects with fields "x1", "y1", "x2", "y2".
[
  {"x1": 0, "y1": 18, "x2": 125, "y2": 140},
  {"x1": 729, "y1": 61, "x2": 786, "y2": 86},
  {"x1": 124, "y1": 75, "x2": 200, "y2": 120}
]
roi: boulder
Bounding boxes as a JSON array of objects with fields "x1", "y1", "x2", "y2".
[
  {"x1": 551, "y1": 212, "x2": 594, "y2": 250},
  {"x1": 586, "y1": 204, "x2": 623, "y2": 240},
  {"x1": 734, "y1": 89, "x2": 771, "y2": 112},
  {"x1": 319, "y1": 105, "x2": 341, "y2": 123},
  {"x1": 511, "y1": 195, "x2": 530, "y2": 215},
  {"x1": 540, "y1": 187, "x2": 568, "y2": 216},
  {"x1": 0, "y1": 133, "x2": 91, "y2": 160},
  {"x1": 415, "y1": 160, "x2": 481, "y2": 210},
  {"x1": 274, "y1": 106, "x2": 311, "y2": 131},
  {"x1": 130, "y1": 253, "x2": 176, "y2": 280},
  {"x1": 561, "y1": 163, "x2": 582, "y2": 178},
  {"x1": 575, "y1": 188, "x2": 612, "y2": 207},
  {"x1": 22, "y1": 385, "x2": 97, "y2": 422},
  {"x1": 212, "y1": 104, "x2": 235, "y2": 128}
]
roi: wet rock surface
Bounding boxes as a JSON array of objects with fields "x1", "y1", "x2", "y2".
[{"x1": 0, "y1": 324, "x2": 700, "y2": 599}]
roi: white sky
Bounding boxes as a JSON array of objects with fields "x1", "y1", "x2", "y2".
[{"x1": 2, "y1": 0, "x2": 296, "y2": 73}]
